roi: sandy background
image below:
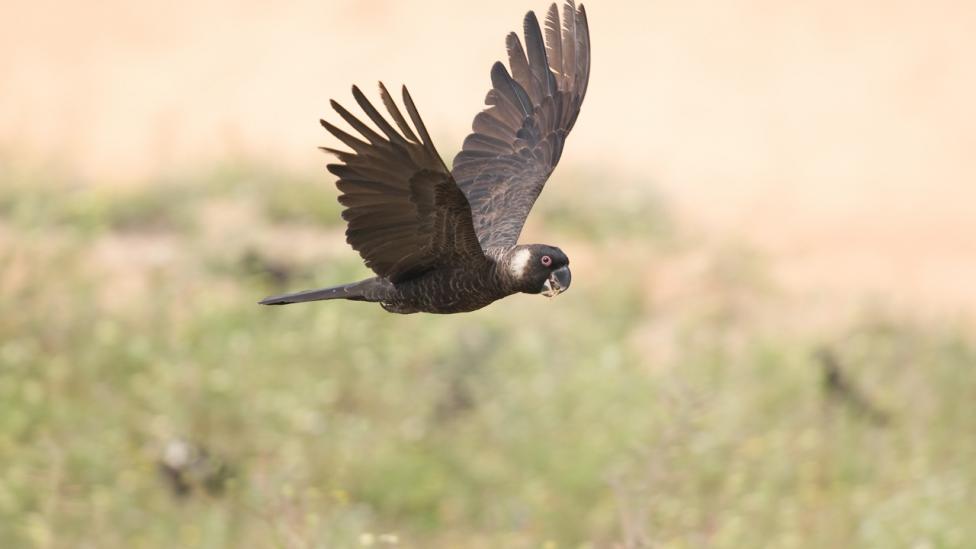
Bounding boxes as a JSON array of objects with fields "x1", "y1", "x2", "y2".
[{"x1": 3, "y1": 0, "x2": 975, "y2": 311}]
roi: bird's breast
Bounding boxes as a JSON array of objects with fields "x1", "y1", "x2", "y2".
[{"x1": 389, "y1": 266, "x2": 511, "y2": 314}]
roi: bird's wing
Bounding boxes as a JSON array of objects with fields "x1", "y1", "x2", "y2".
[
  {"x1": 322, "y1": 84, "x2": 485, "y2": 283},
  {"x1": 452, "y1": 0, "x2": 591, "y2": 249}
]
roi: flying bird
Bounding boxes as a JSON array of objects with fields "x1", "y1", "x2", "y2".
[{"x1": 260, "y1": 1, "x2": 590, "y2": 314}]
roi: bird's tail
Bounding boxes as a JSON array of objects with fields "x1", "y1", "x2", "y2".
[{"x1": 258, "y1": 278, "x2": 385, "y2": 306}]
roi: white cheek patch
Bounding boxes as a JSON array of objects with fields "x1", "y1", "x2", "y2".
[{"x1": 508, "y1": 248, "x2": 533, "y2": 278}]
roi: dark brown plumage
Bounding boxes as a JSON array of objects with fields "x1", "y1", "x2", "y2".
[
  {"x1": 260, "y1": 1, "x2": 590, "y2": 314},
  {"x1": 454, "y1": 3, "x2": 590, "y2": 248}
]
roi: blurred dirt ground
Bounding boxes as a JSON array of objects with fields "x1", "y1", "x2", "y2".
[
  {"x1": 3, "y1": 4, "x2": 976, "y2": 546},
  {"x1": 2, "y1": 0, "x2": 975, "y2": 310}
]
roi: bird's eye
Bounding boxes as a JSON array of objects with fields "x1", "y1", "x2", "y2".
[{"x1": 540, "y1": 255, "x2": 552, "y2": 267}]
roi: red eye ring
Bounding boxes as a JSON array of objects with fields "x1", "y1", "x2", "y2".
[{"x1": 540, "y1": 255, "x2": 552, "y2": 267}]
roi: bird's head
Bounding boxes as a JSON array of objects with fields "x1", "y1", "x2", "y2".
[{"x1": 506, "y1": 244, "x2": 571, "y2": 298}]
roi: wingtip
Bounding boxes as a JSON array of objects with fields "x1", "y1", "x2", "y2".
[
  {"x1": 351, "y1": 84, "x2": 368, "y2": 102},
  {"x1": 319, "y1": 117, "x2": 341, "y2": 133},
  {"x1": 400, "y1": 85, "x2": 414, "y2": 107},
  {"x1": 319, "y1": 146, "x2": 345, "y2": 158}
]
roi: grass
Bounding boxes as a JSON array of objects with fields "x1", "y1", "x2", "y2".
[{"x1": 0, "y1": 162, "x2": 974, "y2": 548}]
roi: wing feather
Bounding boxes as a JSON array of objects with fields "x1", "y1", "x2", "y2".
[
  {"x1": 562, "y1": 0, "x2": 578, "y2": 86},
  {"x1": 320, "y1": 84, "x2": 484, "y2": 282},
  {"x1": 471, "y1": 111, "x2": 516, "y2": 141},
  {"x1": 489, "y1": 62, "x2": 533, "y2": 117},
  {"x1": 330, "y1": 100, "x2": 385, "y2": 145},
  {"x1": 401, "y1": 86, "x2": 434, "y2": 148},
  {"x1": 352, "y1": 85, "x2": 407, "y2": 145},
  {"x1": 319, "y1": 120, "x2": 370, "y2": 153},
  {"x1": 544, "y1": 4, "x2": 564, "y2": 78},
  {"x1": 452, "y1": 1, "x2": 591, "y2": 248},
  {"x1": 505, "y1": 33, "x2": 536, "y2": 103},
  {"x1": 523, "y1": 11, "x2": 556, "y2": 98},
  {"x1": 378, "y1": 82, "x2": 421, "y2": 143}
]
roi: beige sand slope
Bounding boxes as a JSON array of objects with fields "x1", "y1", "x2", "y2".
[{"x1": 3, "y1": 0, "x2": 975, "y2": 310}]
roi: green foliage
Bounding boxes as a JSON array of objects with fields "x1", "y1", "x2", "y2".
[{"x1": 1, "y1": 164, "x2": 974, "y2": 548}]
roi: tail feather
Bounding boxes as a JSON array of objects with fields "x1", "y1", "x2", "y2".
[{"x1": 259, "y1": 279, "x2": 380, "y2": 306}]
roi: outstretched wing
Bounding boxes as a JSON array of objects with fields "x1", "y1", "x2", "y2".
[
  {"x1": 322, "y1": 84, "x2": 484, "y2": 283},
  {"x1": 452, "y1": 0, "x2": 591, "y2": 248}
]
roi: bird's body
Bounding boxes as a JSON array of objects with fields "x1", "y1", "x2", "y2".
[
  {"x1": 261, "y1": 1, "x2": 589, "y2": 314},
  {"x1": 265, "y1": 246, "x2": 569, "y2": 314},
  {"x1": 374, "y1": 248, "x2": 507, "y2": 314}
]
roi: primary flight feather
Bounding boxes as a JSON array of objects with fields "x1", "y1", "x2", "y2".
[{"x1": 260, "y1": 1, "x2": 590, "y2": 314}]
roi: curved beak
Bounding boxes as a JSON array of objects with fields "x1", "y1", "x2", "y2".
[{"x1": 541, "y1": 266, "x2": 572, "y2": 298}]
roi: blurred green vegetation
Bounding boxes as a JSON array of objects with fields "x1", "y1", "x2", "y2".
[{"x1": 0, "y1": 162, "x2": 974, "y2": 548}]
